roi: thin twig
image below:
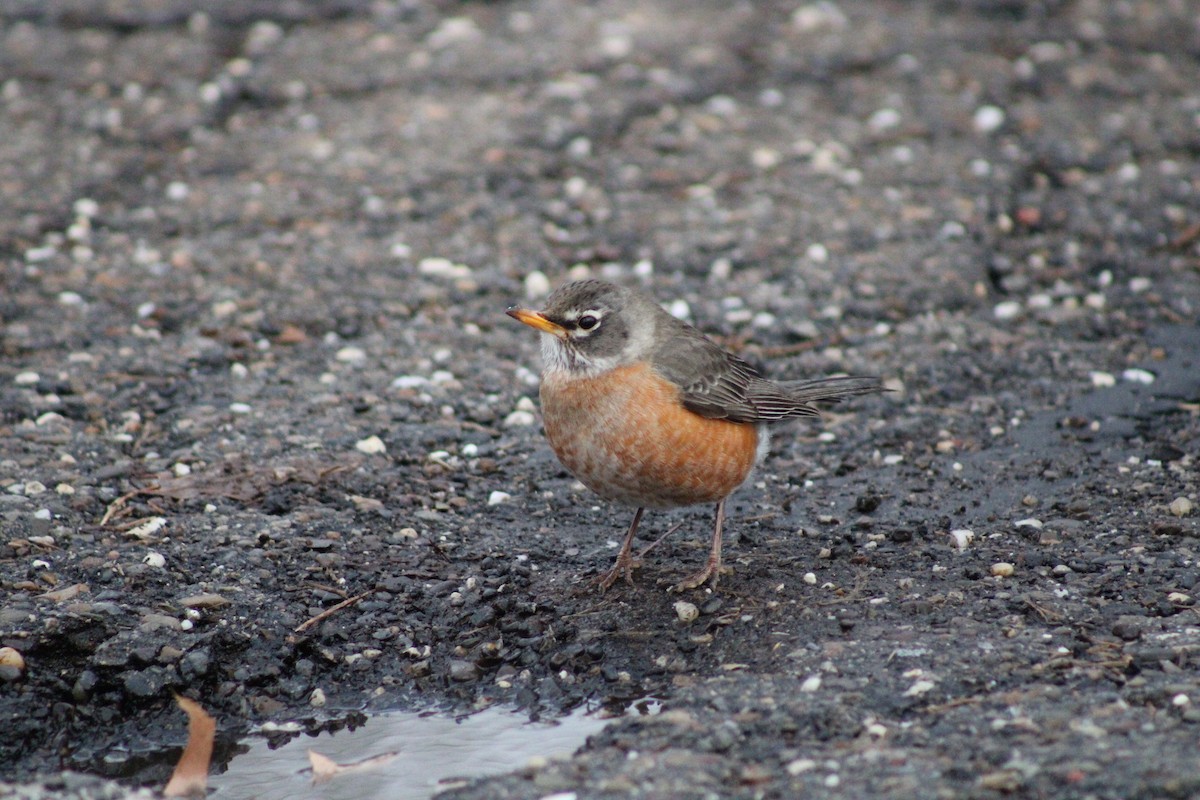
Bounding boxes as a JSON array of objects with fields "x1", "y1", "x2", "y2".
[
  {"x1": 294, "y1": 590, "x2": 374, "y2": 634},
  {"x1": 99, "y1": 488, "x2": 147, "y2": 527},
  {"x1": 636, "y1": 522, "x2": 684, "y2": 558}
]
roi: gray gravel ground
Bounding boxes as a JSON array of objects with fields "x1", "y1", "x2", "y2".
[{"x1": 2, "y1": 1, "x2": 1200, "y2": 798}]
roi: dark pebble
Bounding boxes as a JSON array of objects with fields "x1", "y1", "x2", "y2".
[
  {"x1": 449, "y1": 659, "x2": 479, "y2": 682},
  {"x1": 1112, "y1": 619, "x2": 1142, "y2": 641},
  {"x1": 470, "y1": 605, "x2": 497, "y2": 626},
  {"x1": 855, "y1": 492, "x2": 882, "y2": 514},
  {"x1": 123, "y1": 668, "x2": 170, "y2": 697},
  {"x1": 181, "y1": 649, "x2": 210, "y2": 679},
  {"x1": 72, "y1": 670, "x2": 99, "y2": 701}
]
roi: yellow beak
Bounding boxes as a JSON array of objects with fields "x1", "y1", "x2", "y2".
[{"x1": 506, "y1": 307, "x2": 566, "y2": 337}]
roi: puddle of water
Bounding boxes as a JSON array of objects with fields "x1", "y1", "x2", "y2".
[{"x1": 208, "y1": 706, "x2": 608, "y2": 800}]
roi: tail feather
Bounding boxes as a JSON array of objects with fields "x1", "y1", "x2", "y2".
[{"x1": 780, "y1": 375, "x2": 887, "y2": 405}]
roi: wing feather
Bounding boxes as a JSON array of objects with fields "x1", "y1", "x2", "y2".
[{"x1": 648, "y1": 317, "x2": 883, "y2": 423}]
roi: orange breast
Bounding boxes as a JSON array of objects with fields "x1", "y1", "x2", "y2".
[{"x1": 539, "y1": 363, "x2": 760, "y2": 509}]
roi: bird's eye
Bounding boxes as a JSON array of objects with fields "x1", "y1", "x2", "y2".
[{"x1": 577, "y1": 314, "x2": 599, "y2": 331}]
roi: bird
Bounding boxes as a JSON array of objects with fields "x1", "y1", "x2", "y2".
[{"x1": 507, "y1": 279, "x2": 884, "y2": 591}]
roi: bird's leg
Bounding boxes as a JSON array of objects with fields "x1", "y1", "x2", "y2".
[
  {"x1": 595, "y1": 507, "x2": 645, "y2": 590},
  {"x1": 672, "y1": 499, "x2": 727, "y2": 592}
]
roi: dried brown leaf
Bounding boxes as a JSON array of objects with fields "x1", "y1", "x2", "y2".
[
  {"x1": 164, "y1": 695, "x2": 216, "y2": 798},
  {"x1": 36, "y1": 583, "x2": 89, "y2": 603},
  {"x1": 308, "y1": 748, "x2": 402, "y2": 785},
  {"x1": 308, "y1": 749, "x2": 340, "y2": 784},
  {"x1": 177, "y1": 593, "x2": 231, "y2": 609}
]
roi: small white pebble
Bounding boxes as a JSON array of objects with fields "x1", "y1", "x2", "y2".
[
  {"x1": 792, "y1": 3, "x2": 847, "y2": 32},
  {"x1": 973, "y1": 105, "x2": 1006, "y2": 133},
  {"x1": 786, "y1": 758, "x2": 817, "y2": 776},
  {"x1": 73, "y1": 198, "x2": 99, "y2": 217},
  {"x1": 868, "y1": 107, "x2": 901, "y2": 132},
  {"x1": 903, "y1": 679, "x2": 936, "y2": 697},
  {"x1": 142, "y1": 551, "x2": 166, "y2": 568},
  {"x1": 800, "y1": 675, "x2": 822, "y2": 692},
  {"x1": 211, "y1": 300, "x2": 238, "y2": 318},
  {"x1": 1027, "y1": 293, "x2": 1053, "y2": 309},
  {"x1": 516, "y1": 396, "x2": 537, "y2": 412},
  {"x1": 1116, "y1": 163, "x2": 1140, "y2": 183},
  {"x1": 566, "y1": 136, "x2": 592, "y2": 159},
  {"x1": 524, "y1": 271, "x2": 551, "y2": 298},
  {"x1": 674, "y1": 601, "x2": 699, "y2": 624},
  {"x1": 803, "y1": 572, "x2": 817, "y2": 585},
  {"x1": 356, "y1": 435, "x2": 387, "y2": 455},
  {"x1": 173, "y1": 463, "x2": 191, "y2": 477},
  {"x1": 1172, "y1": 693, "x2": 1190, "y2": 707},
  {"x1": 1013, "y1": 518, "x2": 1043, "y2": 529},
  {"x1": 392, "y1": 375, "x2": 430, "y2": 389},
  {"x1": 666, "y1": 299, "x2": 691, "y2": 321},
  {"x1": 426, "y1": 16, "x2": 482, "y2": 49},
  {"x1": 883, "y1": 454, "x2": 904, "y2": 466},
  {"x1": 1122, "y1": 368, "x2": 1155, "y2": 385},
  {"x1": 1090, "y1": 371, "x2": 1116, "y2": 388},
  {"x1": 229, "y1": 402, "x2": 252, "y2": 414},
  {"x1": 55, "y1": 483, "x2": 75, "y2": 495},
  {"x1": 14, "y1": 371, "x2": 40, "y2": 385},
  {"x1": 751, "y1": 147, "x2": 781, "y2": 170},
  {"x1": 59, "y1": 291, "x2": 85, "y2": 306},
  {"x1": 991, "y1": 562, "x2": 1015, "y2": 577},
  {"x1": 993, "y1": 301, "x2": 1022, "y2": 320},
  {"x1": 504, "y1": 410, "x2": 536, "y2": 427},
  {"x1": 335, "y1": 346, "x2": 367, "y2": 364},
  {"x1": 310, "y1": 688, "x2": 327, "y2": 708},
  {"x1": 461, "y1": 443, "x2": 478, "y2": 458},
  {"x1": 1129, "y1": 277, "x2": 1151, "y2": 293},
  {"x1": 806, "y1": 243, "x2": 829, "y2": 263},
  {"x1": 949, "y1": 529, "x2": 974, "y2": 551},
  {"x1": 34, "y1": 509, "x2": 52, "y2": 520},
  {"x1": 418, "y1": 257, "x2": 473, "y2": 279},
  {"x1": 1170, "y1": 497, "x2": 1194, "y2": 517},
  {"x1": 487, "y1": 491, "x2": 511, "y2": 507},
  {"x1": 230, "y1": 363, "x2": 249, "y2": 379},
  {"x1": 23, "y1": 481, "x2": 46, "y2": 496}
]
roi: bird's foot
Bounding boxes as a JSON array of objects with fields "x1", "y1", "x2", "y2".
[
  {"x1": 594, "y1": 550, "x2": 638, "y2": 590},
  {"x1": 670, "y1": 556, "x2": 723, "y2": 593}
]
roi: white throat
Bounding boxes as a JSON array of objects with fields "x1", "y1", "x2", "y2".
[{"x1": 539, "y1": 334, "x2": 621, "y2": 377}]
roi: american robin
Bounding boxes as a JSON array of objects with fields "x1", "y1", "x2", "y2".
[{"x1": 508, "y1": 279, "x2": 884, "y2": 591}]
